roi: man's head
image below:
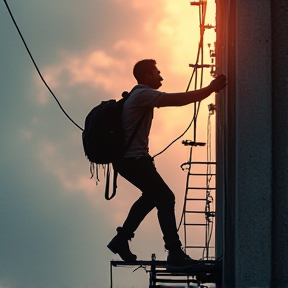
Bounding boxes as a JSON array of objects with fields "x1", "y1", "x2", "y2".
[{"x1": 133, "y1": 59, "x2": 163, "y2": 89}]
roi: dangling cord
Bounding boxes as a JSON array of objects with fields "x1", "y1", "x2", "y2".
[
  {"x1": 105, "y1": 164, "x2": 117, "y2": 200},
  {"x1": 105, "y1": 165, "x2": 111, "y2": 199},
  {"x1": 90, "y1": 162, "x2": 95, "y2": 179},
  {"x1": 89, "y1": 162, "x2": 100, "y2": 184}
]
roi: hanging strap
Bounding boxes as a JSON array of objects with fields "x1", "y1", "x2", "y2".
[
  {"x1": 105, "y1": 164, "x2": 118, "y2": 200},
  {"x1": 105, "y1": 86, "x2": 146, "y2": 200}
]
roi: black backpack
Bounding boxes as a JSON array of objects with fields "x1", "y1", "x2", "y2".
[{"x1": 82, "y1": 88, "x2": 142, "y2": 200}]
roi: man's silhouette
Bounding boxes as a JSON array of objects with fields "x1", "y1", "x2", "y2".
[{"x1": 107, "y1": 59, "x2": 226, "y2": 269}]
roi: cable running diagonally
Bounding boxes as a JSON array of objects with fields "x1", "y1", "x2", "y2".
[{"x1": 3, "y1": 0, "x2": 84, "y2": 132}]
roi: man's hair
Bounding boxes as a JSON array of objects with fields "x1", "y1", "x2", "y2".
[{"x1": 133, "y1": 59, "x2": 157, "y2": 83}]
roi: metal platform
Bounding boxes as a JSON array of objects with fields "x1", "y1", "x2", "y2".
[{"x1": 110, "y1": 254, "x2": 222, "y2": 288}]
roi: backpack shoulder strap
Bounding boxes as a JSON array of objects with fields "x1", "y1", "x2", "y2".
[{"x1": 106, "y1": 86, "x2": 146, "y2": 201}]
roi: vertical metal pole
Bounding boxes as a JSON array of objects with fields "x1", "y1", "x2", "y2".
[
  {"x1": 110, "y1": 262, "x2": 113, "y2": 288},
  {"x1": 149, "y1": 253, "x2": 157, "y2": 288}
]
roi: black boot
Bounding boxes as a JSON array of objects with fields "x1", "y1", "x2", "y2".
[
  {"x1": 107, "y1": 227, "x2": 137, "y2": 261},
  {"x1": 166, "y1": 248, "x2": 198, "y2": 270}
]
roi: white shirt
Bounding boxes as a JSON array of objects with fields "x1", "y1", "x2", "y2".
[{"x1": 122, "y1": 85, "x2": 166, "y2": 158}]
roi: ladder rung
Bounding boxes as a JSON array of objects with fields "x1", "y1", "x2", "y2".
[
  {"x1": 190, "y1": 1, "x2": 201, "y2": 6},
  {"x1": 189, "y1": 64, "x2": 212, "y2": 68},
  {"x1": 185, "y1": 211, "x2": 207, "y2": 214},
  {"x1": 186, "y1": 245, "x2": 215, "y2": 249},
  {"x1": 188, "y1": 187, "x2": 216, "y2": 190},
  {"x1": 152, "y1": 279, "x2": 196, "y2": 284},
  {"x1": 189, "y1": 173, "x2": 216, "y2": 176},
  {"x1": 182, "y1": 161, "x2": 217, "y2": 165},
  {"x1": 154, "y1": 272, "x2": 199, "y2": 277},
  {"x1": 184, "y1": 223, "x2": 207, "y2": 226}
]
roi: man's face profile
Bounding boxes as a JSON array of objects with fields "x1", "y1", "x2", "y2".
[{"x1": 146, "y1": 66, "x2": 163, "y2": 89}]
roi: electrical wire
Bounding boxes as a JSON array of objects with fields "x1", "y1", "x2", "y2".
[
  {"x1": 152, "y1": 43, "x2": 204, "y2": 159},
  {"x1": 152, "y1": 103, "x2": 200, "y2": 159},
  {"x1": 3, "y1": 0, "x2": 84, "y2": 132},
  {"x1": 152, "y1": 2, "x2": 209, "y2": 160},
  {"x1": 176, "y1": 1, "x2": 218, "y2": 261},
  {"x1": 202, "y1": 110, "x2": 215, "y2": 259}
]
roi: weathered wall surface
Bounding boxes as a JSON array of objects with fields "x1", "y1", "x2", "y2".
[
  {"x1": 271, "y1": 0, "x2": 288, "y2": 286},
  {"x1": 217, "y1": 0, "x2": 288, "y2": 287}
]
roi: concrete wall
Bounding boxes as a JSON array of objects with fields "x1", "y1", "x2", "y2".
[
  {"x1": 216, "y1": 0, "x2": 288, "y2": 287},
  {"x1": 271, "y1": 0, "x2": 288, "y2": 286},
  {"x1": 234, "y1": 0, "x2": 272, "y2": 287}
]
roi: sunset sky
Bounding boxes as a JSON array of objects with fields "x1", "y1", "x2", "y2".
[{"x1": 0, "y1": 1, "x2": 216, "y2": 287}]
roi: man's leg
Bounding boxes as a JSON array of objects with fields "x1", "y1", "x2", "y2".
[
  {"x1": 115, "y1": 157, "x2": 181, "y2": 247},
  {"x1": 109, "y1": 157, "x2": 198, "y2": 268}
]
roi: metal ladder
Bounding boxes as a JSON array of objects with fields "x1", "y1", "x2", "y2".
[
  {"x1": 178, "y1": 0, "x2": 217, "y2": 260},
  {"x1": 180, "y1": 140, "x2": 216, "y2": 260}
]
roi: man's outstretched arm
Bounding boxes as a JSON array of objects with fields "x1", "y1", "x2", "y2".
[{"x1": 155, "y1": 74, "x2": 226, "y2": 107}]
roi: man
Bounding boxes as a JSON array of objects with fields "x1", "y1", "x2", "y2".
[{"x1": 107, "y1": 59, "x2": 226, "y2": 269}]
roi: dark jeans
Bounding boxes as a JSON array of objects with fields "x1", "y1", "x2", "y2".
[{"x1": 114, "y1": 156, "x2": 181, "y2": 250}]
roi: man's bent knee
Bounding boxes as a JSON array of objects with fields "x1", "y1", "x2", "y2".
[{"x1": 155, "y1": 190, "x2": 175, "y2": 210}]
